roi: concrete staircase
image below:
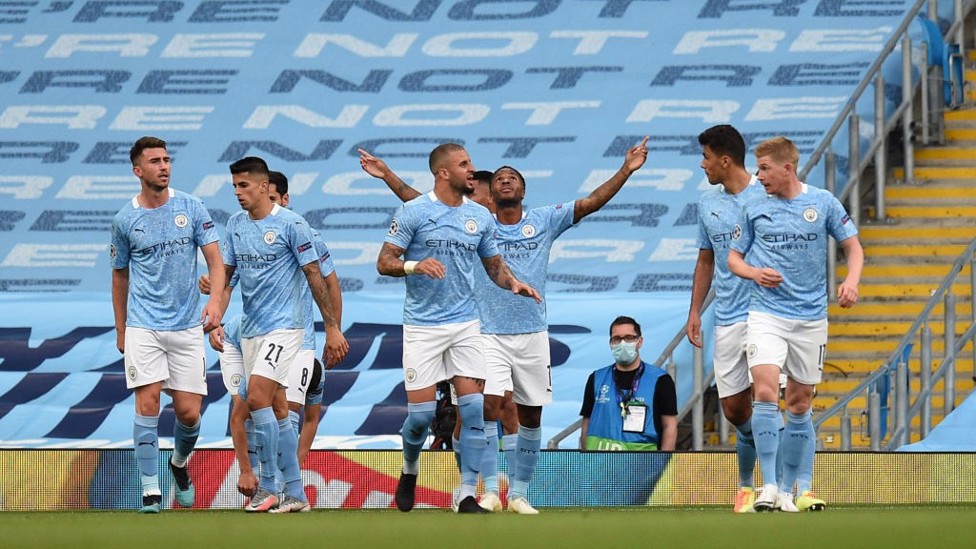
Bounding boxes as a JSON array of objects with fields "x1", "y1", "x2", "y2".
[{"x1": 814, "y1": 108, "x2": 976, "y2": 449}]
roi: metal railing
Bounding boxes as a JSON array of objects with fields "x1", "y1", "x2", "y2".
[
  {"x1": 546, "y1": 0, "x2": 975, "y2": 451},
  {"x1": 814, "y1": 238, "x2": 976, "y2": 450}
]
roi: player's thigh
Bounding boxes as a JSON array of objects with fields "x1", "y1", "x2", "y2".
[
  {"x1": 243, "y1": 328, "x2": 303, "y2": 388},
  {"x1": 124, "y1": 327, "x2": 168, "y2": 390},
  {"x1": 784, "y1": 318, "x2": 828, "y2": 386},
  {"x1": 444, "y1": 319, "x2": 487, "y2": 383},
  {"x1": 402, "y1": 323, "x2": 454, "y2": 391},
  {"x1": 713, "y1": 322, "x2": 751, "y2": 399},
  {"x1": 482, "y1": 334, "x2": 514, "y2": 398},
  {"x1": 220, "y1": 342, "x2": 245, "y2": 396},
  {"x1": 285, "y1": 349, "x2": 315, "y2": 404},
  {"x1": 158, "y1": 326, "x2": 208, "y2": 395},
  {"x1": 746, "y1": 312, "x2": 790, "y2": 370},
  {"x1": 509, "y1": 332, "x2": 552, "y2": 407}
]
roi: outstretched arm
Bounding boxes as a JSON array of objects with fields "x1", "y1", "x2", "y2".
[
  {"x1": 481, "y1": 255, "x2": 541, "y2": 302},
  {"x1": 359, "y1": 148, "x2": 422, "y2": 203},
  {"x1": 573, "y1": 136, "x2": 649, "y2": 223}
]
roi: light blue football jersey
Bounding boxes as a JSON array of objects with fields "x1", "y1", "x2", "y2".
[
  {"x1": 731, "y1": 183, "x2": 858, "y2": 320},
  {"x1": 477, "y1": 202, "x2": 575, "y2": 334},
  {"x1": 696, "y1": 178, "x2": 766, "y2": 326},
  {"x1": 222, "y1": 204, "x2": 320, "y2": 338},
  {"x1": 385, "y1": 192, "x2": 499, "y2": 326},
  {"x1": 111, "y1": 188, "x2": 219, "y2": 331},
  {"x1": 223, "y1": 314, "x2": 243, "y2": 348}
]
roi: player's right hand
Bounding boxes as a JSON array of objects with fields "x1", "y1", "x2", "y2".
[
  {"x1": 237, "y1": 470, "x2": 257, "y2": 498},
  {"x1": 755, "y1": 267, "x2": 783, "y2": 288},
  {"x1": 685, "y1": 314, "x2": 703, "y2": 348},
  {"x1": 199, "y1": 274, "x2": 212, "y2": 295},
  {"x1": 414, "y1": 257, "x2": 446, "y2": 279},
  {"x1": 116, "y1": 328, "x2": 125, "y2": 354}
]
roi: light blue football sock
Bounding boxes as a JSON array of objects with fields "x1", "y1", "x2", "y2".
[
  {"x1": 278, "y1": 413, "x2": 305, "y2": 501},
  {"x1": 245, "y1": 418, "x2": 259, "y2": 472},
  {"x1": 735, "y1": 417, "x2": 756, "y2": 488},
  {"x1": 457, "y1": 393, "x2": 486, "y2": 500},
  {"x1": 776, "y1": 410, "x2": 785, "y2": 486},
  {"x1": 482, "y1": 421, "x2": 499, "y2": 494},
  {"x1": 751, "y1": 401, "x2": 780, "y2": 488},
  {"x1": 134, "y1": 413, "x2": 160, "y2": 496},
  {"x1": 452, "y1": 435, "x2": 462, "y2": 473},
  {"x1": 251, "y1": 407, "x2": 279, "y2": 493},
  {"x1": 794, "y1": 410, "x2": 816, "y2": 494},
  {"x1": 400, "y1": 401, "x2": 436, "y2": 475},
  {"x1": 779, "y1": 410, "x2": 811, "y2": 496},
  {"x1": 501, "y1": 433, "x2": 518, "y2": 482},
  {"x1": 509, "y1": 425, "x2": 541, "y2": 500},
  {"x1": 171, "y1": 419, "x2": 199, "y2": 468}
]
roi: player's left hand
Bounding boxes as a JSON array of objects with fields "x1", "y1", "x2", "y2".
[
  {"x1": 511, "y1": 280, "x2": 542, "y2": 303},
  {"x1": 358, "y1": 148, "x2": 390, "y2": 179},
  {"x1": 324, "y1": 327, "x2": 349, "y2": 368},
  {"x1": 837, "y1": 281, "x2": 859, "y2": 308},
  {"x1": 623, "y1": 135, "x2": 650, "y2": 174},
  {"x1": 209, "y1": 325, "x2": 225, "y2": 352}
]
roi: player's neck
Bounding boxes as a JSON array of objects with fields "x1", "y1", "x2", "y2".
[
  {"x1": 776, "y1": 178, "x2": 803, "y2": 200},
  {"x1": 722, "y1": 168, "x2": 753, "y2": 195},
  {"x1": 248, "y1": 200, "x2": 275, "y2": 220},
  {"x1": 494, "y1": 201, "x2": 523, "y2": 225},
  {"x1": 138, "y1": 184, "x2": 170, "y2": 209},
  {"x1": 433, "y1": 181, "x2": 464, "y2": 207}
]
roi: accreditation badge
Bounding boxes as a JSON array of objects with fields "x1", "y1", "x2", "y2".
[{"x1": 622, "y1": 402, "x2": 647, "y2": 433}]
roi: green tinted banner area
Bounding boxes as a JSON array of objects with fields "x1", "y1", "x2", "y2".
[{"x1": 1, "y1": 450, "x2": 972, "y2": 510}]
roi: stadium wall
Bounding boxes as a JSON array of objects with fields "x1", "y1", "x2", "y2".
[{"x1": 2, "y1": 449, "x2": 973, "y2": 511}]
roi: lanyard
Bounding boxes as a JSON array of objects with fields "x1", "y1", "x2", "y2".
[{"x1": 616, "y1": 362, "x2": 644, "y2": 418}]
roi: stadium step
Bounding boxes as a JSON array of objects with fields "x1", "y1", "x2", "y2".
[{"x1": 807, "y1": 100, "x2": 976, "y2": 450}]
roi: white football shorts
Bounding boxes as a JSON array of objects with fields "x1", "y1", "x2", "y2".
[
  {"x1": 712, "y1": 321, "x2": 751, "y2": 398},
  {"x1": 401, "y1": 320, "x2": 485, "y2": 391},
  {"x1": 124, "y1": 326, "x2": 207, "y2": 395},
  {"x1": 746, "y1": 311, "x2": 827, "y2": 386},
  {"x1": 483, "y1": 331, "x2": 552, "y2": 406},
  {"x1": 285, "y1": 349, "x2": 316, "y2": 405},
  {"x1": 219, "y1": 340, "x2": 245, "y2": 396},
  {"x1": 242, "y1": 328, "x2": 303, "y2": 388}
]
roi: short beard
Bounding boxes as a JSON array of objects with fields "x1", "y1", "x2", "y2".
[{"x1": 493, "y1": 197, "x2": 519, "y2": 209}]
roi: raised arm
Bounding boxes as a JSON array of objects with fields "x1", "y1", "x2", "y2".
[
  {"x1": 573, "y1": 136, "x2": 649, "y2": 223},
  {"x1": 303, "y1": 261, "x2": 348, "y2": 368},
  {"x1": 359, "y1": 148, "x2": 422, "y2": 203},
  {"x1": 481, "y1": 255, "x2": 541, "y2": 302},
  {"x1": 686, "y1": 249, "x2": 715, "y2": 348}
]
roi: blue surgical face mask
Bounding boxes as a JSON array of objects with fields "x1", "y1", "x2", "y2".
[{"x1": 611, "y1": 341, "x2": 639, "y2": 365}]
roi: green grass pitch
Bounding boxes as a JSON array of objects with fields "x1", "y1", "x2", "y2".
[{"x1": 2, "y1": 507, "x2": 974, "y2": 548}]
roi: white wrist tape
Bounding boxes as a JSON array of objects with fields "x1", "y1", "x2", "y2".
[{"x1": 403, "y1": 261, "x2": 418, "y2": 275}]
